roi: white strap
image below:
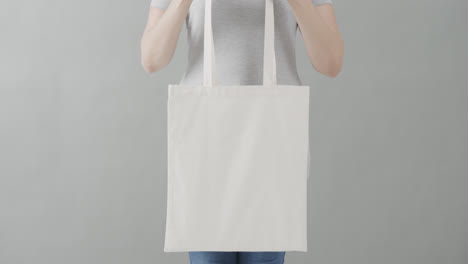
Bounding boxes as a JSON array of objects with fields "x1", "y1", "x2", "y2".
[
  {"x1": 203, "y1": 0, "x2": 216, "y2": 86},
  {"x1": 263, "y1": 0, "x2": 277, "y2": 85},
  {"x1": 203, "y1": 0, "x2": 277, "y2": 86}
]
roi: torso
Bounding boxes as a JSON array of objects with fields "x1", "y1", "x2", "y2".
[{"x1": 180, "y1": 0, "x2": 302, "y2": 85}]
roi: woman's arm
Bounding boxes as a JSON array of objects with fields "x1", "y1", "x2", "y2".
[
  {"x1": 140, "y1": 0, "x2": 192, "y2": 73},
  {"x1": 288, "y1": 0, "x2": 344, "y2": 78}
]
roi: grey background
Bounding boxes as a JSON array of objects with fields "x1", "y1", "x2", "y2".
[{"x1": 1, "y1": 0, "x2": 467, "y2": 263}]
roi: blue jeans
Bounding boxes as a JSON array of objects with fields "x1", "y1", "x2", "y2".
[{"x1": 188, "y1": 251, "x2": 286, "y2": 264}]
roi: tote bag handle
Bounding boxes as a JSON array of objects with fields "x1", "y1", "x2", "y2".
[{"x1": 203, "y1": 0, "x2": 277, "y2": 86}]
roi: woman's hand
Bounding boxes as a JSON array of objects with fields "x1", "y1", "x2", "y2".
[
  {"x1": 140, "y1": 0, "x2": 193, "y2": 73},
  {"x1": 288, "y1": 0, "x2": 344, "y2": 78}
]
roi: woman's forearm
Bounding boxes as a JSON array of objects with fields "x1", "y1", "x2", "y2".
[
  {"x1": 141, "y1": 0, "x2": 192, "y2": 73},
  {"x1": 288, "y1": 0, "x2": 344, "y2": 77}
]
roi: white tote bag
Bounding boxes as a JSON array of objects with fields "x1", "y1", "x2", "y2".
[{"x1": 165, "y1": 0, "x2": 310, "y2": 252}]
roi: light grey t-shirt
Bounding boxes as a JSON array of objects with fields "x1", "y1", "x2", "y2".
[{"x1": 150, "y1": 0, "x2": 333, "y2": 85}]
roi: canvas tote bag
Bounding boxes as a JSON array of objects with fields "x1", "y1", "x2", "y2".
[{"x1": 165, "y1": 0, "x2": 310, "y2": 252}]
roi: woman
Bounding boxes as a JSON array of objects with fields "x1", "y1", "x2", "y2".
[{"x1": 140, "y1": 0, "x2": 343, "y2": 263}]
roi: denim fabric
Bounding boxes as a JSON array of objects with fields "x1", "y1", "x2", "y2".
[{"x1": 189, "y1": 251, "x2": 286, "y2": 264}]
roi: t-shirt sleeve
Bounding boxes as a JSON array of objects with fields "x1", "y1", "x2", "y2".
[
  {"x1": 312, "y1": 0, "x2": 333, "y2": 6},
  {"x1": 150, "y1": 0, "x2": 171, "y2": 10}
]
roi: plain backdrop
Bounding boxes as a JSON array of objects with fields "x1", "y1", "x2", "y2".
[{"x1": 1, "y1": 0, "x2": 467, "y2": 263}]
